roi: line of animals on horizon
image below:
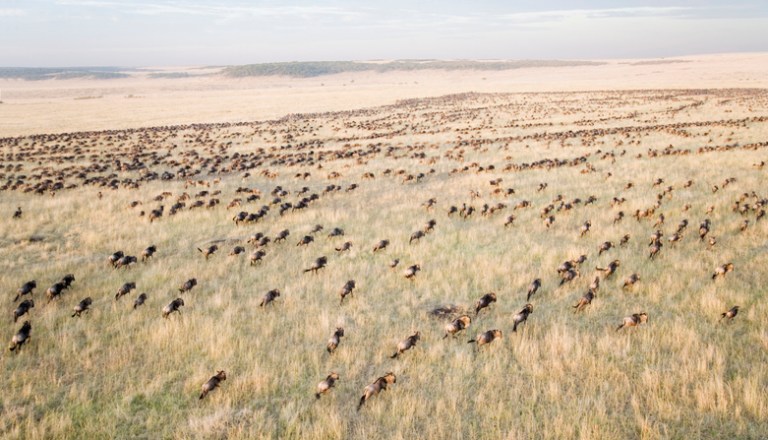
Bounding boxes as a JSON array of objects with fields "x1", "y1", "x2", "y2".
[{"x1": 2, "y1": 90, "x2": 767, "y2": 199}]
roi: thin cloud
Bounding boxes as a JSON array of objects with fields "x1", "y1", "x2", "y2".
[
  {"x1": 0, "y1": 8, "x2": 27, "y2": 17},
  {"x1": 496, "y1": 5, "x2": 766, "y2": 22},
  {"x1": 498, "y1": 6, "x2": 694, "y2": 23},
  {"x1": 56, "y1": 0, "x2": 363, "y2": 20}
]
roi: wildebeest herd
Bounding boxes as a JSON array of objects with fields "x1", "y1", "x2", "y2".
[{"x1": 1, "y1": 89, "x2": 766, "y2": 438}]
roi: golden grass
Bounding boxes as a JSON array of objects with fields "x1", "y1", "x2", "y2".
[{"x1": 1, "y1": 84, "x2": 768, "y2": 439}]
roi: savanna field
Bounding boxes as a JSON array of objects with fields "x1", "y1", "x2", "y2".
[{"x1": 2, "y1": 88, "x2": 768, "y2": 439}]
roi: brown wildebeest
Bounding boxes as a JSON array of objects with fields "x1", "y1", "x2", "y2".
[
  {"x1": 358, "y1": 372, "x2": 396, "y2": 411},
  {"x1": 468, "y1": 329, "x2": 502, "y2": 347},
  {"x1": 315, "y1": 372, "x2": 340, "y2": 399},
  {"x1": 199, "y1": 370, "x2": 227, "y2": 399},
  {"x1": 616, "y1": 312, "x2": 648, "y2": 331},
  {"x1": 390, "y1": 331, "x2": 420, "y2": 358}
]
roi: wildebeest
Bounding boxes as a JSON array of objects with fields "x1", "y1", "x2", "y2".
[
  {"x1": 45, "y1": 276, "x2": 74, "y2": 303},
  {"x1": 45, "y1": 281, "x2": 66, "y2": 303},
  {"x1": 720, "y1": 305, "x2": 739, "y2": 323},
  {"x1": 409, "y1": 230, "x2": 425, "y2": 244},
  {"x1": 595, "y1": 260, "x2": 620, "y2": 278},
  {"x1": 620, "y1": 234, "x2": 631, "y2": 246},
  {"x1": 468, "y1": 329, "x2": 503, "y2": 347},
  {"x1": 598, "y1": 241, "x2": 613, "y2": 255},
  {"x1": 390, "y1": 331, "x2": 420, "y2": 358},
  {"x1": 304, "y1": 257, "x2": 327, "y2": 274},
  {"x1": 13, "y1": 299, "x2": 34, "y2": 322},
  {"x1": 712, "y1": 263, "x2": 734, "y2": 280},
  {"x1": 14, "y1": 280, "x2": 36, "y2": 302},
  {"x1": 513, "y1": 304, "x2": 534, "y2": 332},
  {"x1": 297, "y1": 235, "x2": 314, "y2": 246},
  {"x1": 526, "y1": 279, "x2": 541, "y2": 301},
  {"x1": 149, "y1": 206, "x2": 164, "y2": 223},
  {"x1": 162, "y1": 298, "x2": 184, "y2": 318},
  {"x1": 9, "y1": 321, "x2": 31, "y2": 351},
  {"x1": 572, "y1": 291, "x2": 595, "y2": 312},
  {"x1": 443, "y1": 315, "x2": 471, "y2": 339},
  {"x1": 372, "y1": 239, "x2": 390, "y2": 252},
  {"x1": 133, "y1": 293, "x2": 148, "y2": 309},
  {"x1": 335, "y1": 241, "x2": 352, "y2": 252},
  {"x1": 589, "y1": 276, "x2": 600, "y2": 293},
  {"x1": 339, "y1": 280, "x2": 356, "y2": 305},
  {"x1": 275, "y1": 229, "x2": 290, "y2": 242},
  {"x1": 326, "y1": 327, "x2": 344, "y2": 353},
  {"x1": 249, "y1": 249, "x2": 267, "y2": 265},
  {"x1": 197, "y1": 245, "x2": 218, "y2": 260},
  {"x1": 579, "y1": 220, "x2": 591, "y2": 237},
  {"x1": 316, "y1": 372, "x2": 340, "y2": 399},
  {"x1": 115, "y1": 282, "x2": 136, "y2": 301},
  {"x1": 649, "y1": 241, "x2": 663, "y2": 259},
  {"x1": 199, "y1": 370, "x2": 227, "y2": 399},
  {"x1": 404, "y1": 264, "x2": 421, "y2": 280},
  {"x1": 179, "y1": 278, "x2": 197, "y2": 293},
  {"x1": 699, "y1": 219, "x2": 711, "y2": 240},
  {"x1": 114, "y1": 255, "x2": 138, "y2": 269},
  {"x1": 475, "y1": 292, "x2": 497, "y2": 315},
  {"x1": 61, "y1": 274, "x2": 76, "y2": 288},
  {"x1": 358, "y1": 372, "x2": 396, "y2": 411},
  {"x1": 72, "y1": 297, "x2": 93, "y2": 317},
  {"x1": 141, "y1": 245, "x2": 157, "y2": 262},
  {"x1": 107, "y1": 251, "x2": 125, "y2": 267},
  {"x1": 616, "y1": 312, "x2": 648, "y2": 331},
  {"x1": 623, "y1": 274, "x2": 640, "y2": 289},
  {"x1": 260, "y1": 289, "x2": 280, "y2": 307}
]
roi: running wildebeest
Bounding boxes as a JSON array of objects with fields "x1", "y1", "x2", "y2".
[
  {"x1": 443, "y1": 315, "x2": 471, "y2": 339},
  {"x1": 162, "y1": 298, "x2": 184, "y2": 318},
  {"x1": 133, "y1": 293, "x2": 148, "y2": 309},
  {"x1": 720, "y1": 305, "x2": 739, "y2": 323},
  {"x1": 260, "y1": 289, "x2": 280, "y2": 307},
  {"x1": 72, "y1": 297, "x2": 93, "y2": 317},
  {"x1": 13, "y1": 299, "x2": 34, "y2": 322},
  {"x1": 9, "y1": 321, "x2": 31, "y2": 351},
  {"x1": 475, "y1": 292, "x2": 497, "y2": 315},
  {"x1": 468, "y1": 329, "x2": 503, "y2": 347},
  {"x1": 179, "y1": 278, "x2": 197, "y2": 293},
  {"x1": 390, "y1": 331, "x2": 420, "y2": 358},
  {"x1": 358, "y1": 372, "x2": 396, "y2": 411},
  {"x1": 616, "y1": 312, "x2": 648, "y2": 331},
  {"x1": 199, "y1": 370, "x2": 227, "y2": 400},
  {"x1": 316, "y1": 372, "x2": 340, "y2": 399},
  {"x1": 513, "y1": 304, "x2": 534, "y2": 332},
  {"x1": 326, "y1": 327, "x2": 344, "y2": 354},
  {"x1": 14, "y1": 280, "x2": 36, "y2": 302}
]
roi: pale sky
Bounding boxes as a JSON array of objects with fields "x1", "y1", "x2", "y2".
[{"x1": 1, "y1": 0, "x2": 767, "y2": 67}]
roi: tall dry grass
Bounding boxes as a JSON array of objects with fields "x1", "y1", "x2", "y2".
[{"x1": 1, "y1": 89, "x2": 767, "y2": 439}]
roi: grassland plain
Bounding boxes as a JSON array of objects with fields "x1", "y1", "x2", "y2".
[
  {"x1": 2, "y1": 53, "x2": 768, "y2": 138},
  {"x1": 1, "y1": 88, "x2": 768, "y2": 439}
]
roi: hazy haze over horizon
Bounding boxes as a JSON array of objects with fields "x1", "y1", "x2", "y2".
[{"x1": 1, "y1": 0, "x2": 767, "y2": 67}]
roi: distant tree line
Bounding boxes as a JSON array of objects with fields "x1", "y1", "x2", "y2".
[{"x1": 223, "y1": 59, "x2": 605, "y2": 78}]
